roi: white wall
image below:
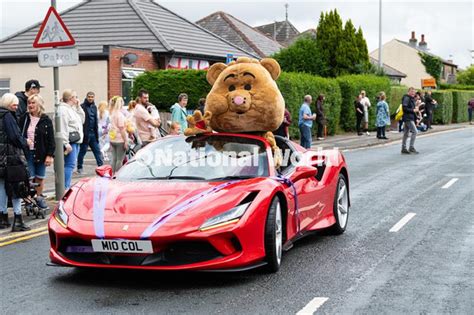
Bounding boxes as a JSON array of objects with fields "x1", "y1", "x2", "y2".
[
  {"x1": 0, "y1": 60, "x2": 108, "y2": 113},
  {"x1": 371, "y1": 39, "x2": 430, "y2": 89}
]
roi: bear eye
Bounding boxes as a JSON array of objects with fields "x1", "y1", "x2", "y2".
[
  {"x1": 244, "y1": 84, "x2": 252, "y2": 91},
  {"x1": 228, "y1": 85, "x2": 236, "y2": 92}
]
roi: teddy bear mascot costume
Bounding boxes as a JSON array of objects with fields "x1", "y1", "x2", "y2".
[{"x1": 184, "y1": 57, "x2": 285, "y2": 167}]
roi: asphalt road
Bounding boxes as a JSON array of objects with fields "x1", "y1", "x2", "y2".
[{"x1": 1, "y1": 128, "x2": 472, "y2": 315}]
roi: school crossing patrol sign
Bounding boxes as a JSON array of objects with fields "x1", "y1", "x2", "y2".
[{"x1": 33, "y1": 6, "x2": 75, "y2": 48}]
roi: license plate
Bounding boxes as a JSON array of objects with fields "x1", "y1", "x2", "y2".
[{"x1": 91, "y1": 239, "x2": 153, "y2": 254}]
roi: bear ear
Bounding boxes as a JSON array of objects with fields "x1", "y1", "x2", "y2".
[
  {"x1": 260, "y1": 58, "x2": 281, "y2": 80},
  {"x1": 207, "y1": 63, "x2": 227, "y2": 85}
]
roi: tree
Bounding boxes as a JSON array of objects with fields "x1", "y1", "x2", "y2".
[
  {"x1": 457, "y1": 65, "x2": 474, "y2": 85},
  {"x1": 316, "y1": 10, "x2": 344, "y2": 77},
  {"x1": 272, "y1": 36, "x2": 326, "y2": 75},
  {"x1": 419, "y1": 52, "x2": 443, "y2": 83},
  {"x1": 355, "y1": 27, "x2": 370, "y2": 73},
  {"x1": 335, "y1": 20, "x2": 359, "y2": 75}
]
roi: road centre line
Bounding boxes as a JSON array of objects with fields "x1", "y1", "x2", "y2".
[
  {"x1": 389, "y1": 213, "x2": 416, "y2": 233},
  {"x1": 442, "y1": 178, "x2": 459, "y2": 189},
  {"x1": 0, "y1": 231, "x2": 48, "y2": 247},
  {"x1": 296, "y1": 297, "x2": 329, "y2": 315}
]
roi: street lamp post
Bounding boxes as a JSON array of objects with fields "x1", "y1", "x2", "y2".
[{"x1": 378, "y1": 0, "x2": 383, "y2": 70}]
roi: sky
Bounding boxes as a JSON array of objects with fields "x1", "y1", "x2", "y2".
[{"x1": 1, "y1": 0, "x2": 472, "y2": 68}]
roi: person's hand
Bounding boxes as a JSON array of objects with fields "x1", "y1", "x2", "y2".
[
  {"x1": 123, "y1": 142, "x2": 129, "y2": 150},
  {"x1": 44, "y1": 156, "x2": 53, "y2": 166},
  {"x1": 312, "y1": 113, "x2": 317, "y2": 120},
  {"x1": 26, "y1": 139, "x2": 33, "y2": 147},
  {"x1": 64, "y1": 144, "x2": 72, "y2": 155}
]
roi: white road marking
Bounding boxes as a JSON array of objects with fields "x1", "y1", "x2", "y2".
[
  {"x1": 442, "y1": 178, "x2": 459, "y2": 189},
  {"x1": 389, "y1": 213, "x2": 416, "y2": 232},
  {"x1": 296, "y1": 297, "x2": 329, "y2": 315}
]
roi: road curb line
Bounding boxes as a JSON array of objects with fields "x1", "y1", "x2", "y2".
[{"x1": 0, "y1": 230, "x2": 48, "y2": 247}]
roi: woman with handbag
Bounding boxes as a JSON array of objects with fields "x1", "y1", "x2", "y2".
[
  {"x1": 58, "y1": 89, "x2": 84, "y2": 189},
  {"x1": 20, "y1": 94, "x2": 55, "y2": 210},
  {"x1": 0, "y1": 93, "x2": 31, "y2": 231}
]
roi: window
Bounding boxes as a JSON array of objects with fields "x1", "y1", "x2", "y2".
[
  {"x1": 0, "y1": 79, "x2": 10, "y2": 97},
  {"x1": 121, "y1": 68, "x2": 144, "y2": 104}
]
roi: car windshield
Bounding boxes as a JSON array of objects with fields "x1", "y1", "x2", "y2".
[{"x1": 116, "y1": 135, "x2": 269, "y2": 181}]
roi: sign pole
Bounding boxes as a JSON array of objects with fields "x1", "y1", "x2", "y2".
[{"x1": 52, "y1": 0, "x2": 65, "y2": 199}]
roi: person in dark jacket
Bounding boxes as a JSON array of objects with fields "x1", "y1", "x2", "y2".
[
  {"x1": 77, "y1": 92, "x2": 103, "y2": 174},
  {"x1": 198, "y1": 98, "x2": 206, "y2": 115},
  {"x1": 424, "y1": 90, "x2": 437, "y2": 129},
  {"x1": 401, "y1": 87, "x2": 419, "y2": 154},
  {"x1": 0, "y1": 93, "x2": 30, "y2": 231},
  {"x1": 19, "y1": 94, "x2": 55, "y2": 210},
  {"x1": 354, "y1": 94, "x2": 364, "y2": 136},
  {"x1": 315, "y1": 94, "x2": 326, "y2": 140},
  {"x1": 274, "y1": 105, "x2": 292, "y2": 139},
  {"x1": 14, "y1": 79, "x2": 43, "y2": 121}
]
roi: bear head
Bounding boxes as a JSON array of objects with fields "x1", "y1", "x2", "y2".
[{"x1": 205, "y1": 57, "x2": 285, "y2": 133}]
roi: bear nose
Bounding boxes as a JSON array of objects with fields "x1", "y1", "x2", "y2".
[{"x1": 233, "y1": 96, "x2": 245, "y2": 105}]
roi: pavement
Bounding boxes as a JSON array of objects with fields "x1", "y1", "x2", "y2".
[
  {"x1": 0, "y1": 122, "x2": 471, "y2": 236},
  {"x1": 0, "y1": 126, "x2": 472, "y2": 314}
]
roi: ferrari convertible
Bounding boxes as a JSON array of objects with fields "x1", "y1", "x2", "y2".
[{"x1": 48, "y1": 133, "x2": 350, "y2": 272}]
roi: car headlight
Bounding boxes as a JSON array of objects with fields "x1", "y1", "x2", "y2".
[
  {"x1": 54, "y1": 200, "x2": 69, "y2": 228},
  {"x1": 200, "y1": 202, "x2": 251, "y2": 231}
]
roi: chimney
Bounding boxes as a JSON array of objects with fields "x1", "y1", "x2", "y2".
[
  {"x1": 419, "y1": 34, "x2": 427, "y2": 51},
  {"x1": 409, "y1": 31, "x2": 417, "y2": 47}
]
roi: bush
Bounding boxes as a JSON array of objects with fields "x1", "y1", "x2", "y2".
[
  {"x1": 388, "y1": 86, "x2": 407, "y2": 115},
  {"x1": 440, "y1": 83, "x2": 474, "y2": 91},
  {"x1": 277, "y1": 72, "x2": 342, "y2": 138},
  {"x1": 432, "y1": 91, "x2": 453, "y2": 124},
  {"x1": 336, "y1": 75, "x2": 391, "y2": 131},
  {"x1": 451, "y1": 90, "x2": 474, "y2": 123},
  {"x1": 132, "y1": 70, "x2": 210, "y2": 111}
]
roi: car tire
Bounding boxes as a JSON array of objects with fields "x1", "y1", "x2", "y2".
[
  {"x1": 328, "y1": 174, "x2": 349, "y2": 235},
  {"x1": 264, "y1": 196, "x2": 283, "y2": 273}
]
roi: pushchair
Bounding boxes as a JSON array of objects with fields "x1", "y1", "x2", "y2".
[
  {"x1": 122, "y1": 126, "x2": 169, "y2": 164},
  {"x1": 23, "y1": 181, "x2": 47, "y2": 219}
]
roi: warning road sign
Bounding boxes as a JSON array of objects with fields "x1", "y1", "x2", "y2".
[{"x1": 33, "y1": 6, "x2": 75, "y2": 48}]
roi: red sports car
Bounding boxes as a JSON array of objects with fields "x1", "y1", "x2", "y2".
[{"x1": 48, "y1": 133, "x2": 350, "y2": 272}]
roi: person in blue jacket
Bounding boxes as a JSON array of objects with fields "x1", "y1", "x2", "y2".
[{"x1": 170, "y1": 93, "x2": 188, "y2": 134}]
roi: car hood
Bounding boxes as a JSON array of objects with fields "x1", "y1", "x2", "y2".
[{"x1": 72, "y1": 177, "x2": 265, "y2": 224}]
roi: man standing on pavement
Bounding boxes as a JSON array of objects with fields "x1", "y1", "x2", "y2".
[
  {"x1": 134, "y1": 89, "x2": 160, "y2": 147},
  {"x1": 401, "y1": 87, "x2": 419, "y2": 154},
  {"x1": 298, "y1": 95, "x2": 316, "y2": 149},
  {"x1": 15, "y1": 79, "x2": 43, "y2": 121},
  {"x1": 424, "y1": 90, "x2": 437, "y2": 129},
  {"x1": 360, "y1": 90, "x2": 371, "y2": 136},
  {"x1": 77, "y1": 92, "x2": 103, "y2": 174}
]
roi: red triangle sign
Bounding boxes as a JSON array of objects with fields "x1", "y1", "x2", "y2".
[{"x1": 33, "y1": 6, "x2": 75, "y2": 48}]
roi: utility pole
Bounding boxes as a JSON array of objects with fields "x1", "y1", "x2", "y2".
[
  {"x1": 378, "y1": 0, "x2": 383, "y2": 69},
  {"x1": 52, "y1": 0, "x2": 65, "y2": 199}
]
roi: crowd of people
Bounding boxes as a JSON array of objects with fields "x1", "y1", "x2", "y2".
[{"x1": 0, "y1": 79, "x2": 193, "y2": 232}]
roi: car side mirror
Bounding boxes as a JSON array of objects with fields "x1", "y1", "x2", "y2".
[
  {"x1": 95, "y1": 165, "x2": 113, "y2": 178},
  {"x1": 291, "y1": 165, "x2": 317, "y2": 182}
]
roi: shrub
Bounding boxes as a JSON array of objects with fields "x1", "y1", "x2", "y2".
[
  {"x1": 336, "y1": 75, "x2": 391, "y2": 131},
  {"x1": 451, "y1": 90, "x2": 474, "y2": 123},
  {"x1": 432, "y1": 91, "x2": 453, "y2": 124},
  {"x1": 132, "y1": 70, "x2": 210, "y2": 111},
  {"x1": 388, "y1": 86, "x2": 407, "y2": 115},
  {"x1": 439, "y1": 83, "x2": 474, "y2": 91},
  {"x1": 277, "y1": 72, "x2": 342, "y2": 138}
]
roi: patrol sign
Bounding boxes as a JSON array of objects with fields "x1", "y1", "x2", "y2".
[{"x1": 38, "y1": 47, "x2": 79, "y2": 67}]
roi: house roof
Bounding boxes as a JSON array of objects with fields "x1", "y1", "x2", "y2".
[
  {"x1": 196, "y1": 11, "x2": 283, "y2": 58},
  {"x1": 395, "y1": 39, "x2": 458, "y2": 67},
  {"x1": 369, "y1": 57, "x2": 407, "y2": 78},
  {"x1": 254, "y1": 20, "x2": 300, "y2": 46},
  {"x1": 0, "y1": 0, "x2": 257, "y2": 61}
]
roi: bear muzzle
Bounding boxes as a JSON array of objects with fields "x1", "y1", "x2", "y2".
[{"x1": 228, "y1": 92, "x2": 251, "y2": 114}]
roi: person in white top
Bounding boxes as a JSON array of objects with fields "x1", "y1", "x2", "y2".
[
  {"x1": 58, "y1": 89, "x2": 85, "y2": 189},
  {"x1": 360, "y1": 90, "x2": 371, "y2": 136},
  {"x1": 97, "y1": 100, "x2": 110, "y2": 161},
  {"x1": 108, "y1": 96, "x2": 128, "y2": 173}
]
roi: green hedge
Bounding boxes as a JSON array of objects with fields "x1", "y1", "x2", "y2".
[
  {"x1": 452, "y1": 90, "x2": 474, "y2": 123},
  {"x1": 132, "y1": 70, "x2": 210, "y2": 111},
  {"x1": 440, "y1": 83, "x2": 474, "y2": 91},
  {"x1": 336, "y1": 75, "x2": 391, "y2": 131},
  {"x1": 388, "y1": 86, "x2": 407, "y2": 115},
  {"x1": 277, "y1": 72, "x2": 342, "y2": 137},
  {"x1": 432, "y1": 91, "x2": 453, "y2": 124}
]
